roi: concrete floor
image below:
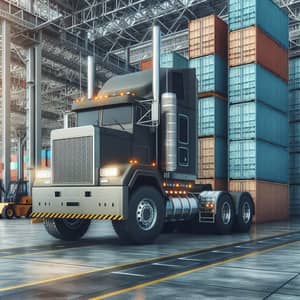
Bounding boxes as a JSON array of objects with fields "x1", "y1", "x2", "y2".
[{"x1": 0, "y1": 218, "x2": 300, "y2": 299}]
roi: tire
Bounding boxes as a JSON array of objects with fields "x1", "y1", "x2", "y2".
[
  {"x1": 112, "y1": 186, "x2": 165, "y2": 245},
  {"x1": 161, "y1": 222, "x2": 177, "y2": 234},
  {"x1": 2, "y1": 206, "x2": 15, "y2": 219},
  {"x1": 215, "y1": 193, "x2": 234, "y2": 234},
  {"x1": 43, "y1": 218, "x2": 91, "y2": 241},
  {"x1": 234, "y1": 195, "x2": 254, "y2": 233}
]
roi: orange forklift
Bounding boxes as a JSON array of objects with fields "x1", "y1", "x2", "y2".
[{"x1": 0, "y1": 180, "x2": 32, "y2": 219}]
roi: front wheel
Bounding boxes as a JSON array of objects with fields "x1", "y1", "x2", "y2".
[
  {"x1": 2, "y1": 206, "x2": 15, "y2": 219},
  {"x1": 44, "y1": 218, "x2": 91, "y2": 241},
  {"x1": 112, "y1": 186, "x2": 165, "y2": 244}
]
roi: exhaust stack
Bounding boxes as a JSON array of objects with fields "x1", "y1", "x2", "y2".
[
  {"x1": 87, "y1": 55, "x2": 95, "y2": 99},
  {"x1": 152, "y1": 25, "x2": 161, "y2": 125}
]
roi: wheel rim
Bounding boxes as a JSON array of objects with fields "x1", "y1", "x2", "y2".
[
  {"x1": 136, "y1": 198, "x2": 157, "y2": 231},
  {"x1": 221, "y1": 202, "x2": 231, "y2": 225},
  {"x1": 242, "y1": 202, "x2": 251, "y2": 224},
  {"x1": 62, "y1": 219, "x2": 83, "y2": 230}
]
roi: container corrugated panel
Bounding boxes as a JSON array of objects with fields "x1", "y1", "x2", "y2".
[
  {"x1": 198, "y1": 97, "x2": 227, "y2": 137},
  {"x1": 228, "y1": 0, "x2": 289, "y2": 49},
  {"x1": 229, "y1": 140, "x2": 288, "y2": 182},
  {"x1": 289, "y1": 57, "x2": 300, "y2": 91},
  {"x1": 196, "y1": 179, "x2": 228, "y2": 191},
  {"x1": 289, "y1": 90, "x2": 300, "y2": 122},
  {"x1": 289, "y1": 122, "x2": 300, "y2": 152},
  {"x1": 229, "y1": 101, "x2": 288, "y2": 147},
  {"x1": 290, "y1": 153, "x2": 300, "y2": 184},
  {"x1": 289, "y1": 185, "x2": 300, "y2": 216},
  {"x1": 189, "y1": 55, "x2": 227, "y2": 95},
  {"x1": 160, "y1": 52, "x2": 188, "y2": 68},
  {"x1": 189, "y1": 15, "x2": 228, "y2": 59},
  {"x1": 198, "y1": 137, "x2": 227, "y2": 179},
  {"x1": 229, "y1": 180, "x2": 289, "y2": 223},
  {"x1": 229, "y1": 26, "x2": 288, "y2": 82},
  {"x1": 229, "y1": 64, "x2": 288, "y2": 113}
]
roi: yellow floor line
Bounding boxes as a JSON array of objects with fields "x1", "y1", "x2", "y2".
[{"x1": 89, "y1": 240, "x2": 300, "y2": 300}]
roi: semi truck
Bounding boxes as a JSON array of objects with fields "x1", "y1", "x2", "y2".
[{"x1": 31, "y1": 26, "x2": 254, "y2": 244}]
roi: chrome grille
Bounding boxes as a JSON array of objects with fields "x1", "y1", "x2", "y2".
[{"x1": 52, "y1": 136, "x2": 94, "y2": 185}]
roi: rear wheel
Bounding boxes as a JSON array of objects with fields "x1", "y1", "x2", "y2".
[
  {"x1": 215, "y1": 194, "x2": 234, "y2": 234},
  {"x1": 2, "y1": 206, "x2": 15, "y2": 219},
  {"x1": 112, "y1": 186, "x2": 165, "y2": 244},
  {"x1": 234, "y1": 195, "x2": 254, "y2": 233},
  {"x1": 44, "y1": 218, "x2": 91, "y2": 241}
]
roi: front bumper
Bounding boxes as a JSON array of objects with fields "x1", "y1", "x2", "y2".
[{"x1": 31, "y1": 185, "x2": 128, "y2": 220}]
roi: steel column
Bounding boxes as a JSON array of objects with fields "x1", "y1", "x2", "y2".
[{"x1": 2, "y1": 20, "x2": 11, "y2": 192}]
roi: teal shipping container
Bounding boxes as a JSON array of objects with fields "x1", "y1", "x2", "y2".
[
  {"x1": 289, "y1": 90, "x2": 300, "y2": 122},
  {"x1": 198, "y1": 97, "x2": 227, "y2": 137},
  {"x1": 289, "y1": 57, "x2": 300, "y2": 91},
  {"x1": 189, "y1": 54, "x2": 227, "y2": 95},
  {"x1": 229, "y1": 101, "x2": 288, "y2": 147},
  {"x1": 160, "y1": 52, "x2": 188, "y2": 69},
  {"x1": 228, "y1": 0, "x2": 288, "y2": 49},
  {"x1": 229, "y1": 64, "x2": 288, "y2": 113},
  {"x1": 290, "y1": 122, "x2": 300, "y2": 152},
  {"x1": 229, "y1": 140, "x2": 288, "y2": 183},
  {"x1": 290, "y1": 153, "x2": 300, "y2": 184},
  {"x1": 289, "y1": 185, "x2": 300, "y2": 215}
]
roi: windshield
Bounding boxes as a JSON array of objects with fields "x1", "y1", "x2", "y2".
[{"x1": 102, "y1": 106, "x2": 133, "y2": 126}]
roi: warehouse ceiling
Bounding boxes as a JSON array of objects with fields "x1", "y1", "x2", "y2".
[{"x1": 0, "y1": 0, "x2": 299, "y2": 148}]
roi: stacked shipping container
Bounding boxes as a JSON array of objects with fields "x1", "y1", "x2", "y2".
[
  {"x1": 228, "y1": 0, "x2": 289, "y2": 223},
  {"x1": 289, "y1": 57, "x2": 300, "y2": 215},
  {"x1": 188, "y1": 15, "x2": 228, "y2": 190},
  {"x1": 139, "y1": 52, "x2": 188, "y2": 71}
]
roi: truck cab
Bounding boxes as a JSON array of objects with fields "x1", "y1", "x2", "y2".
[{"x1": 32, "y1": 67, "x2": 254, "y2": 244}]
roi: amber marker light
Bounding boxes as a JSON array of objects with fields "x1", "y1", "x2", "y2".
[
  {"x1": 131, "y1": 92, "x2": 136, "y2": 96},
  {"x1": 151, "y1": 162, "x2": 157, "y2": 167},
  {"x1": 104, "y1": 95, "x2": 109, "y2": 99},
  {"x1": 119, "y1": 92, "x2": 125, "y2": 97}
]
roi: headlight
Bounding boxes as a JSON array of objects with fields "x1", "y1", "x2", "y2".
[
  {"x1": 36, "y1": 169, "x2": 52, "y2": 179},
  {"x1": 100, "y1": 167, "x2": 119, "y2": 177},
  {"x1": 35, "y1": 168, "x2": 51, "y2": 185}
]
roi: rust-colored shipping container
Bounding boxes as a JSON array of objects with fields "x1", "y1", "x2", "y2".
[
  {"x1": 140, "y1": 58, "x2": 152, "y2": 71},
  {"x1": 196, "y1": 179, "x2": 228, "y2": 191},
  {"x1": 229, "y1": 180, "x2": 289, "y2": 224},
  {"x1": 189, "y1": 15, "x2": 228, "y2": 59},
  {"x1": 229, "y1": 26, "x2": 288, "y2": 82},
  {"x1": 197, "y1": 137, "x2": 227, "y2": 179}
]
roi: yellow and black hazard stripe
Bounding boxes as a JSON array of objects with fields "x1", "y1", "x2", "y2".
[{"x1": 30, "y1": 212, "x2": 124, "y2": 221}]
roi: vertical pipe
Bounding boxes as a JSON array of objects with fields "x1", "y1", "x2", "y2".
[
  {"x1": 17, "y1": 136, "x2": 24, "y2": 181},
  {"x1": 87, "y1": 56, "x2": 95, "y2": 99},
  {"x1": 26, "y1": 48, "x2": 35, "y2": 195},
  {"x1": 2, "y1": 20, "x2": 11, "y2": 192},
  {"x1": 35, "y1": 33, "x2": 42, "y2": 169},
  {"x1": 152, "y1": 25, "x2": 161, "y2": 125},
  {"x1": 64, "y1": 113, "x2": 69, "y2": 129}
]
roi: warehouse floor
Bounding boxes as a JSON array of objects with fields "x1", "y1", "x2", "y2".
[{"x1": 0, "y1": 219, "x2": 300, "y2": 299}]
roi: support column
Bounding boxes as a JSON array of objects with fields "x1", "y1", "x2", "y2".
[
  {"x1": 35, "y1": 33, "x2": 42, "y2": 169},
  {"x1": 17, "y1": 135, "x2": 24, "y2": 181},
  {"x1": 2, "y1": 20, "x2": 11, "y2": 192}
]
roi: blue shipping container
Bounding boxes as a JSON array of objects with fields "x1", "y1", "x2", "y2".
[
  {"x1": 289, "y1": 57, "x2": 300, "y2": 91},
  {"x1": 229, "y1": 101, "x2": 288, "y2": 147},
  {"x1": 229, "y1": 64, "x2": 288, "y2": 113},
  {"x1": 289, "y1": 185, "x2": 300, "y2": 215},
  {"x1": 160, "y1": 52, "x2": 188, "y2": 69},
  {"x1": 289, "y1": 90, "x2": 300, "y2": 122},
  {"x1": 198, "y1": 97, "x2": 227, "y2": 137},
  {"x1": 189, "y1": 54, "x2": 227, "y2": 95},
  {"x1": 229, "y1": 140, "x2": 288, "y2": 183},
  {"x1": 290, "y1": 122, "x2": 300, "y2": 152},
  {"x1": 228, "y1": 0, "x2": 288, "y2": 49},
  {"x1": 290, "y1": 153, "x2": 300, "y2": 184}
]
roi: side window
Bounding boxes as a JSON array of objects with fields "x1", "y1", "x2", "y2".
[
  {"x1": 179, "y1": 147, "x2": 189, "y2": 167},
  {"x1": 179, "y1": 115, "x2": 189, "y2": 144}
]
